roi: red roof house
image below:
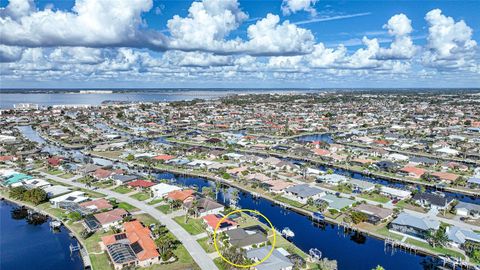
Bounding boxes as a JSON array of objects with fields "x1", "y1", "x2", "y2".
[
  {"x1": 202, "y1": 214, "x2": 238, "y2": 232},
  {"x1": 166, "y1": 189, "x2": 195, "y2": 202},
  {"x1": 93, "y1": 168, "x2": 113, "y2": 180},
  {"x1": 79, "y1": 198, "x2": 113, "y2": 211},
  {"x1": 400, "y1": 166, "x2": 427, "y2": 179},
  {"x1": 153, "y1": 155, "x2": 175, "y2": 161},
  {"x1": 128, "y1": 180, "x2": 156, "y2": 189},
  {"x1": 48, "y1": 156, "x2": 62, "y2": 166}
]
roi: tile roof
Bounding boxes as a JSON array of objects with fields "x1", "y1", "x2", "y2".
[
  {"x1": 128, "y1": 180, "x2": 156, "y2": 188},
  {"x1": 202, "y1": 214, "x2": 238, "y2": 230},
  {"x1": 167, "y1": 189, "x2": 195, "y2": 202},
  {"x1": 94, "y1": 208, "x2": 128, "y2": 225},
  {"x1": 79, "y1": 198, "x2": 113, "y2": 211}
]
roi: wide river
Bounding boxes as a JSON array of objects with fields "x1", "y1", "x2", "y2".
[{"x1": 0, "y1": 89, "x2": 318, "y2": 109}]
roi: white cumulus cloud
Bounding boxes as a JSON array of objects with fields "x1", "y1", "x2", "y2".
[
  {"x1": 423, "y1": 9, "x2": 477, "y2": 69},
  {"x1": 281, "y1": 0, "x2": 318, "y2": 16}
]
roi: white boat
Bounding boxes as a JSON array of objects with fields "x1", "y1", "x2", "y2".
[
  {"x1": 281, "y1": 227, "x2": 295, "y2": 238},
  {"x1": 309, "y1": 248, "x2": 322, "y2": 260}
]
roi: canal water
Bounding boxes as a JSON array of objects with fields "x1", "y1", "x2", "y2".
[
  {"x1": 0, "y1": 200, "x2": 83, "y2": 270},
  {"x1": 14, "y1": 124, "x2": 476, "y2": 269},
  {"x1": 153, "y1": 172, "x2": 440, "y2": 270}
]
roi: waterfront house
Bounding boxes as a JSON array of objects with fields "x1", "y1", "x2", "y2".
[
  {"x1": 225, "y1": 226, "x2": 268, "y2": 250},
  {"x1": 431, "y1": 172, "x2": 460, "y2": 183},
  {"x1": 79, "y1": 198, "x2": 113, "y2": 212},
  {"x1": 50, "y1": 191, "x2": 88, "y2": 207},
  {"x1": 317, "y1": 174, "x2": 348, "y2": 186},
  {"x1": 128, "y1": 180, "x2": 155, "y2": 190},
  {"x1": 2, "y1": 173, "x2": 32, "y2": 186},
  {"x1": 42, "y1": 185, "x2": 71, "y2": 198},
  {"x1": 352, "y1": 204, "x2": 394, "y2": 224},
  {"x1": 388, "y1": 153, "x2": 409, "y2": 162},
  {"x1": 265, "y1": 180, "x2": 294, "y2": 194},
  {"x1": 399, "y1": 166, "x2": 427, "y2": 179},
  {"x1": 112, "y1": 174, "x2": 138, "y2": 186},
  {"x1": 380, "y1": 186, "x2": 411, "y2": 200},
  {"x1": 389, "y1": 212, "x2": 440, "y2": 239},
  {"x1": 14, "y1": 178, "x2": 51, "y2": 189},
  {"x1": 412, "y1": 192, "x2": 453, "y2": 210},
  {"x1": 284, "y1": 184, "x2": 325, "y2": 204},
  {"x1": 47, "y1": 156, "x2": 63, "y2": 167},
  {"x1": 317, "y1": 194, "x2": 355, "y2": 211},
  {"x1": 246, "y1": 246, "x2": 294, "y2": 270},
  {"x1": 446, "y1": 226, "x2": 480, "y2": 249},
  {"x1": 349, "y1": 179, "x2": 376, "y2": 193},
  {"x1": 183, "y1": 197, "x2": 224, "y2": 217},
  {"x1": 166, "y1": 189, "x2": 195, "y2": 203},
  {"x1": 77, "y1": 164, "x2": 100, "y2": 175},
  {"x1": 101, "y1": 220, "x2": 159, "y2": 269},
  {"x1": 93, "y1": 168, "x2": 113, "y2": 181},
  {"x1": 374, "y1": 161, "x2": 399, "y2": 172},
  {"x1": 94, "y1": 208, "x2": 129, "y2": 231},
  {"x1": 150, "y1": 183, "x2": 182, "y2": 198},
  {"x1": 408, "y1": 157, "x2": 437, "y2": 166},
  {"x1": 202, "y1": 214, "x2": 239, "y2": 233},
  {"x1": 467, "y1": 177, "x2": 480, "y2": 188}
]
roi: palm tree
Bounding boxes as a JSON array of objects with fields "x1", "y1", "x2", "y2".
[
  {"x1": 425, "y1": 227, "x2": 448, "y2": 248},
  {"x1": 185, "y1": 199, "x2": 198, "y2": 223},
  {"x1": 215, "y1": 181, "x2": 221, "y2": 201}
]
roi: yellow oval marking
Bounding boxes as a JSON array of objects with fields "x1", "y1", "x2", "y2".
[{"x1": 213, "y1": 209, "x2": 276, "y2": 268}]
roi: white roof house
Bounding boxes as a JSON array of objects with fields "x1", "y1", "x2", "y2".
[
  {"x1": 23, "y1": 178, "x2": 51, "y2": 189},
  {"x1": 42, "y1": 185, "x2": 72, "y2": 198},
  {"x1": 436, "y1": 147, "x2": 459, "y2": 156},
  {"x1": 317, "y1": 174, "x2": 348, "y2": 185},
  {"x1": 150, "y1": 183, "x2": 182, "y2": 198},
  {"x1": 388, "y1": 153, "x2": 409, "y2": 161},
  {"x1": 380, "y1": 186, "x2": 411, "y2": 199},
  {"x1": 50, "y1": 191, "x2": 88, "y2": 207}
]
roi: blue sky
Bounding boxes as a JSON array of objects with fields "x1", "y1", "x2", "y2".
[{"x1": 1, "y1": 0, "x2": 479, "y2": 88}]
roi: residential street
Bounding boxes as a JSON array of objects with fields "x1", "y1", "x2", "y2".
[{"x1": 37, "y1": 171, "x2": 219, "y2": 270}]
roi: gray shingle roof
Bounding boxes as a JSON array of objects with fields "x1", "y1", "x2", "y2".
[
  {"x1": 246, "y1": 246, "x2": 293, "y2": 270},
  {"x1": 226, "y1": 227, "x2": 267, "y2": 248},
  {"x1": 285, "y1": 184, "x2": 323, "y2": 197},
  {"x1": 447, "y1": 226, "x2": 480, "y2": 244},
  {"x1": 391, "y1": 212, "x2": 440, "y2": 231}
]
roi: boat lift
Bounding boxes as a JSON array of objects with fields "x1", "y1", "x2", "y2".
[
  {"x1": 309, "y1": 248, "x2": 322, "y2": 262},
  {"x1": 281, "y1": 227, "x2": 295, "y2": 238}
]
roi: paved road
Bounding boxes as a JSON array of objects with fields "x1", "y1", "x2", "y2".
[{"x1": 38, "y1": 172, "x2": 219, "y2": 270}]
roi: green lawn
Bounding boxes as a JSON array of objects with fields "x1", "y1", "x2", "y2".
[
  {"x1": 358, "y1": 193, "x2": 390, "y2": 203},
  {"x1": 213, "y1": 257, "x2": 227, "y2": 270},
  {"x1": 60, "y1": 173, "x2": 75, "y2": 179},
  {"x1": 47, "y1": 169, "x2": 63, "y2": 175},
  {"x1": 197, "y1": 236, "x2": 216, "y2": 253},
  {"x1": 117, "y1": 202, "x2": 138, "y2": 212},
  {"x1": 405, "y1": 238, "x2": 465, "y2": 259},
  {"x1": 173, "y1": 216, "x2": 206, "y2": 235},
  {"x1": 274, "y1": 195, "x2": 304, "y2": 208},
  {"x1": 156, "y1": 204, "x2": 172, "y2": 214},
  {"x1": 147, "y1": 198, "x2": 163, "y2": 205},
  {"x1": 89, "y1": 253, "x2": 112, "y2": 270},
  {"x1": 133, "y1": 213, "x2": 158, "y2": 226},
  {"x1": 374, "y1": 226, "x2": 403, "y2": 241},
  {"x1": 112, "y1": 185, "x2": 132, "y2": 194},
  {"x1": 130, "y1": 191, "x2": 151, "y2": 201}
]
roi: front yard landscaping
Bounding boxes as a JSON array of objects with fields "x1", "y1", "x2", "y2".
[
  {"x1": 130, "y1": 191, "x2": 151, "y2": 201},
  {"x1": 173, "y1": 215, "x2": 206, "y2": 235},
  {"x1": 112, "y1": 185, "x2": 132, "y2": 194}
]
